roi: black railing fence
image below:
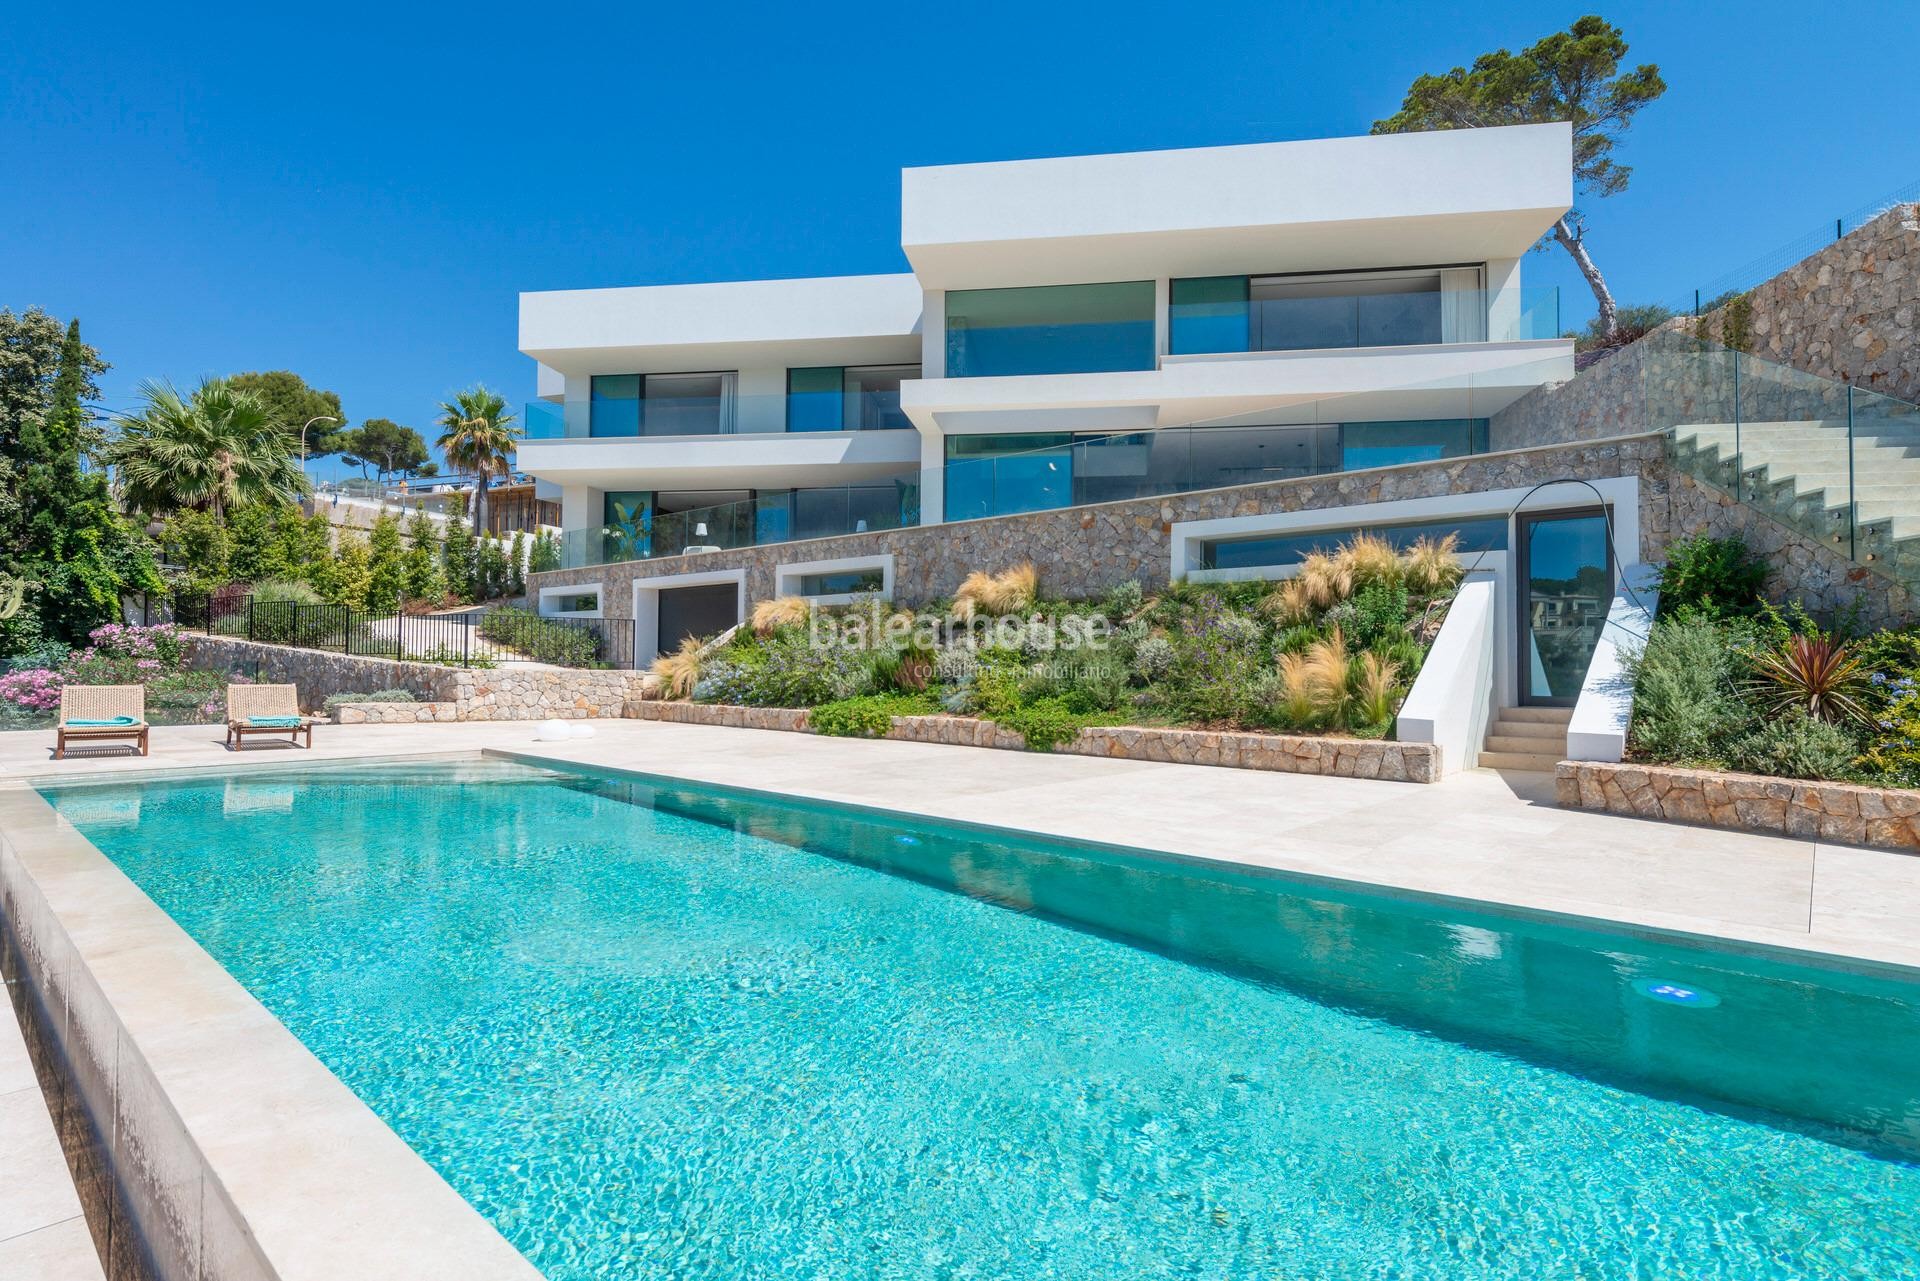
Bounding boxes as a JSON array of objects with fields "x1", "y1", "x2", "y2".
[{"x1": 162, "y1": 593, "x2": 635, "y2": 670}]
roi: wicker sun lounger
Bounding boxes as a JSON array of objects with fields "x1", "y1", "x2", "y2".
[
  {"x1": 225, "y1": 684, "x2": 317, "y2": 750},
  {"x1": 55, "y1": 685, "x2": 149, "y2": 759}
]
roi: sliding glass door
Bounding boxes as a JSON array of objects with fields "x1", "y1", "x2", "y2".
[{"x1": 1517, "y1": 508, "x2": 1615, "y2": 706}]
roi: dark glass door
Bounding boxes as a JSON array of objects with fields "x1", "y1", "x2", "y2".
[{"x1": 1517, "y1": 508, "x2": 1614, "y2": 706}]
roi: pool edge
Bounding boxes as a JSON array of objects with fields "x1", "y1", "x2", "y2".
[
  {"x1": 0, "y1": 782, "x2": 545, "y2": 1281},
  {"x1": 484, "y1": 747, "x2": 1920, "y2": 984}
]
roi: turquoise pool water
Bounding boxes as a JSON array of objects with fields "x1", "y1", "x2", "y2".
[{"x1": 40, "y1": 759, "x2": 1920, "y2": 1280}]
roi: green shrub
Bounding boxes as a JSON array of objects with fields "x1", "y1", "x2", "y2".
[
  {"x1": 694, "y1": 632, "x2": 873, "y2": 707},
  {"x1": 477, "y1": 606, "x2": 601, "y2": 666},
  {"x1": 1857, "y1": 686, "x2": 1920, "y2": 788},
  {"x1": 1656, "y1": 534, "x2": 1768, "y2": 619},
  {"x1": 1345, "y1": 579, "x2": 1410, "y2": 650},
  {"x1": 1100, "y1": 578, "x2": 1145, "y2": 620},
  {"x1": 1624, "y1": 615, "x2": 1755, "y2": 766},
  {"x1": 1726, "y1": 709, "x2": 1861, "y2": 781},
  {"x1": 809, "y1": 692, "x2": 937, "y2": 738},
  {"x1": 322, "y1": 688, "x2": 418, "y2": 713},
  {"x1": 998, "y1": 696, "x2": 1120, "y2": 752}
]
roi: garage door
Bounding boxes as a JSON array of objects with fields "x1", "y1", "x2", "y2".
[{"x1": 656, "y1": 583, "x2": 740, "y2": 655}]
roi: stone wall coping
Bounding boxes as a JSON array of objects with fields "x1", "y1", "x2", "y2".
[
  {"x1": 629, "y1": 699, "x2": 1440, "y2": 783},
  {"x1": 1557, "y1": 759, "x2": 1920, "y2": 852}
]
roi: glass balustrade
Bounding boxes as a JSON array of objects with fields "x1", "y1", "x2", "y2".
[
  {"x1": 1644, "y1": 328, "x2": 1920, "y2": 590},
  {"x1": 559, "y1": 482, "x2": 920, "y2": 570},
  {"x1": 521, "y1": 391, "x2": 918, "y2": 441},
  {"x1": 1170, "y1": 285, "x2": 1562, "y2": 355}
]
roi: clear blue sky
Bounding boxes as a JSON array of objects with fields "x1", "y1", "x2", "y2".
[{"x1": 6, "y1": 1, "x2": 1919, "y2": 479}]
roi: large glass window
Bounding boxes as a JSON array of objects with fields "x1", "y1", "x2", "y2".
[
  {"x1": 643, "y1": 372, "x2": 731, "y2": 436},
  {"x1": 591, "y1": 373, "x2": 735, "y2": 436},
  {"x1": 788, "y1": 366, "x2": 919, "y2": 431},
  {"x1": 1520, "y1": 509, "x2": 1615, "y2": 705},
  {"x1": 785, "y1": 367, "x2": 844, "y2": 433},
  {"x1": 944, "y1": 282, "x2": 1155, "y2": 377},
  {"x1": 843, "y1": 365, "x2": 916, "y2": 429},
  {"x1": 796, "y1": 568, "x2": 885, "y2": 597},
  {"x1": 1339, "y1": 420, "x2": 1487, "y2": 470},
  {"x1": 1251, "y1": 271, "x2": 1444, "y2": 351},
  {"x1": 590, "y1": 375, "x2": 640, "y2": 438},
  {"x1": 1200, "y1": 516, "x2": 1509, "y2": 572},
  {"x1": 1169, "y1": 277, "x2": 1251, "y2": 354},
  {"x1": 601, "y1": 490, "x2": 652, "y2": 560}
]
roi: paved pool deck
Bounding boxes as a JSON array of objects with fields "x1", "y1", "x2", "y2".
[
  {"x1": 1, "y1": 963, "x2": 103, "y2": 1280},
  {"x1": 3, "y1": 719, "x2": 1917, "y2": 972}
]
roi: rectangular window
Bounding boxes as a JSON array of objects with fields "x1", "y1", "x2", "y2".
[
  {"x1": 796, "y1": 568, "x2": 885, "y2": 597},
  {"x1": 787, "y1": 365, "x2": 920, "y2": 432},
  {"x1": 1339, "y1": 420, "x2": 1486, "y2": 470},
  {"x1": 944, "y1": 282, "x2": 1155, "y2": 377},
  {"x1": 1200, "y1": 516, "x2": 1509, "y2": 572},
  {"x1": 551, "y1": 592, "x2": 599, "y2": 613},
  {"x1": 786, "y1": 367, "x2": 844, "y2": 433},
  {"x1": 642, "y1": 372, "x2": 732, "y2": 436},
  {"x1": 1248, "y1": 270, "x2": 1454, "y2": 352},
  {"x1": 1169, "y1": 276, "x2": 1251, "y2": 354},
  {"x1": 843, "y1": 365, "x2": 917, "y2": 429},
  {"x1": 590, "y1": 374, "x2": 640, "y2": 438}
]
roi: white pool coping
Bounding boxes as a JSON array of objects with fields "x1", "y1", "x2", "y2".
[{"x1": 0, "y1": 776, "x2": 542, "y2": 1281}]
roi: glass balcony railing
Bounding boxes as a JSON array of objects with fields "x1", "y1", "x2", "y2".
[
  {"x1": 522, "y1": 390, "x2": 914, "y2": 441},
  {"x1": 1643, "y1": 328, "x2": 1920, "y2": 591},
  {"x1": 1170, "y1": 286, "x2": 1562, "y2": 356},
  {"x1": 561, "y1": 481, "x2": 920, "y2": 570}
]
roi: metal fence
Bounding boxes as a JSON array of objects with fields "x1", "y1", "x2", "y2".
[{"x1": 167, "y1": 593, "x2": 635, "y2": 670}]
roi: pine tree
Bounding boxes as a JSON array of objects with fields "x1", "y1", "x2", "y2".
[{"x1": 365, "y1": 513, "x2": 407, "y2": 612}]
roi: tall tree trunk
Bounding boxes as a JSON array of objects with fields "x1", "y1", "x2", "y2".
[
  {"x1": 472, "y1": 473, "x2": 489, "y2": 537},
  {"x1": 1552, "y1": 215, "x2": 1618, "y2": 338}
]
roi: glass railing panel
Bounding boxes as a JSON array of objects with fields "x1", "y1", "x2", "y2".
[
  {"x1": 529, "y1": 393, "x2": 916, "y2": 441},
  {"x1": 559, "y1": 482, "x2": 918, "y2": 570},
  {"x1": 1173, "y1": 287, "x2": 1563, "y2": 356},
  {"x1": 523, "y1": 401, "x2": 568, "y2": 439}
]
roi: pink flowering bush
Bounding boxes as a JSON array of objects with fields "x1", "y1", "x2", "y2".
[
  {"x1": 0, "y1": 668, "x2": 64, "y2": 712},
  {"x1": 2, "y1": 623, "x2": 233, "y2": 728}
]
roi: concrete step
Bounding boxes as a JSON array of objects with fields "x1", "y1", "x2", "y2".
[
  {"x1": 1496, "y1": 706, "x2": 1573, "y2": 725},
  {"x1": 1479, "y1": 749, "x2": 1564, "y2": 772},
  {"x1": 1487, "y1": 720, "x2": 1564, "y2": 741},
  {"x1": 1486, "y1": 734, "x2": 1566, "y2": 754}
]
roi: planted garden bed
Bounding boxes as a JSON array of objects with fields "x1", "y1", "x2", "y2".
[{"x1": 646, "y1": 533, "x2": 1464, "y2": 774}]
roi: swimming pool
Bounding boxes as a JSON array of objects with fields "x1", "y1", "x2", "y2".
[{"x1": 40, "y1": 757, "x2": 1920, "y2": 1280}]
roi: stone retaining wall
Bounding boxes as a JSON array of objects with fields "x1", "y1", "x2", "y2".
[
  {"x1": 532, "y1": 435, "x2": 1671, "y2": 616},
  {"x1": 1491, "y1": 205, "x2": 1920, "y2": 451},
  {"x1": 1556, "y1": 760, "x2": 1920, "y2": 852},
  {"x1": 185, "y1": 634, "x2": 649, "y2": 720},
  {"x1": 626, "y1": 699, "x2": 1440, "y2": 783},
  {"x1": 333, "y1": 700, "x2": 463, "y2": 724}
]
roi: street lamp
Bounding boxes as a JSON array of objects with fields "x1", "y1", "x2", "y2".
[{"x1": 300, "y1": 416, "x2": 340, "y2": 489}]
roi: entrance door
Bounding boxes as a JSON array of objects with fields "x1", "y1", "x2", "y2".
[{"x1": 1517, "y1": 508, "x2": 1615, "y2": 706}]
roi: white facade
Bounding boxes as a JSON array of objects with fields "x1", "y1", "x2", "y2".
[{"x1": 517, "y1": 123, "x2": 1574, "y2": 552}]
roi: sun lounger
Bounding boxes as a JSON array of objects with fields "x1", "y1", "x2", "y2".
[
  {"x1": 225, "y1": 684, "x2": 317, "y2": 750},
  {"x1": 55, "y1": 685, "x2": 149, "y2": 759}
]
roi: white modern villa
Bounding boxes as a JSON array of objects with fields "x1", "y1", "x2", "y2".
[
  {"x1": 519, "y1": 123, "x2": 1573, "y2": 552},
  {"x1": 514, "y1": 123, "x2": 1664, "y2": 764}
]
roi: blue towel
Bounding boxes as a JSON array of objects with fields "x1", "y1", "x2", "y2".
[
  {"x1": 246, "y1": 716, "x2": 303, "y2": 727},
  {"x1": 67, "y1": 716, "x2": 137, "y2": 727}
]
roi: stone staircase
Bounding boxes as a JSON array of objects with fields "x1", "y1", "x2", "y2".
[
  {"x1": 1669, "y1": 416, "x2": 1920, "y2": 583},
  {"x1": 1479, "y1": 706, "x2": 1572, "y2": 772}
]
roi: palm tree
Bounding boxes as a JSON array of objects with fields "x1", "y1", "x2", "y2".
[
  {"x1": 104, "y1": 378, "x2": 307, "y2": 519},
  {"x1": 435, "y1": 387, "x2": 520, "y2": 536}
]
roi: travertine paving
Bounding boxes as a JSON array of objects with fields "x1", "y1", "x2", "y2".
[{"x1": 0, "y1": 973, "x2": 103, "y2": 1280}]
